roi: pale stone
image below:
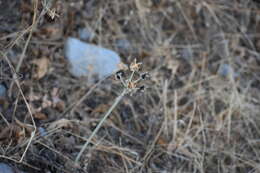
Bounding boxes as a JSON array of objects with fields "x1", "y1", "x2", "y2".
[{"x1": 65, "y1": 37, "x2": 121, "y2": 80}]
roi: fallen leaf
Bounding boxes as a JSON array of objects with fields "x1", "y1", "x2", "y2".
[
  {"x1": 0, "y1": 124, "x2": 23, "y2": 144},
  {"x1": 33, "y1": 112, "x2": 48, "y2": 120},
  {"x1": 41, "y1": 24, "x2": 62, "y2": 39},
  {"x1": 157, "y1": 136, "x2": 167, "y2": 149},
  {"x1": 15, "y1": 118, "x2": 34, "y2": 133},
  {"x1": 51, "y1": 88, "x2": 65, "y2": 111},
  {"x1": 28, "y1": 92, "x2": 41, "y2": 101},
  {"x1": 53, "y1": 99, "x2": 65, "y2": 112},
  {"x1": 32, "y1": 57, "x2": 49, "y2": 79}
]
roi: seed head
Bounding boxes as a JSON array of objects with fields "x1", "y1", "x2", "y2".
[
  {"x1": 115, "y1": 70, "x2": 125, "y2": 80},
  {"x1": 127, "y1": 81, "x2": 137, "y2": 89},
  {"x1": 138, "y1": 85, "x2": 145, "y2": 92},
  {"x1": 130, "y1": 58, "x2": 142, "y2": 72},
  {"x1": 140, "y1": 72, "x2": 150, "y2": 80}
]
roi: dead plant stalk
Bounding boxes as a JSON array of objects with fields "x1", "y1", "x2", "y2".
[
  {"x1": 75, "y1": 59, "x2": 147, "y2": 163},
  {"x1": 75, "y1": 89, "x2": 127, "y2": 163}
]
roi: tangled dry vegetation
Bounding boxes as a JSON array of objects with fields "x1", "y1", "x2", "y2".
[{"x1": 1, "y1": 0, "x2": 260, "y2": 172}]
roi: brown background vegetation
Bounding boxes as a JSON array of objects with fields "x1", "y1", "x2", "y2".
[{"x1": 1, "y1": 0, "x2": 260, "y2": 172}]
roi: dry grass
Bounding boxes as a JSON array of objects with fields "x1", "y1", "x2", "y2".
[{"x1": 1, "y1": 0, "x2": 260, "y2": 172}]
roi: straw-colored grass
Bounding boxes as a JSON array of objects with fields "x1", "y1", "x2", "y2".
[{"x1": 1, "y1": 0, "x2": 260, "y2": 172}]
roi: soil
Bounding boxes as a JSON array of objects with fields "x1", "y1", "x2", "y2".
[{"x1": 1, "y1": 0, "x2": 260, "y2": 172}]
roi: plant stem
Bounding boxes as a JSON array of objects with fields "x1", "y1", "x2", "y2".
[{"x1": 75, "y1": 89, "x2": 127, "y2": 163}]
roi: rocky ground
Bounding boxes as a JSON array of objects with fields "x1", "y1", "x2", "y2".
[{"x1": 1, "y1": 0, "x2": 260, "y2": 172}]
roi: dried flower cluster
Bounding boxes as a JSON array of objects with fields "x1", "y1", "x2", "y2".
[
  {"x1": 75, "y1": 58, "x2": 149, "y2": 163},
  {"x1": 115, "y1": 58, "x2": 150, "y2": 95}
]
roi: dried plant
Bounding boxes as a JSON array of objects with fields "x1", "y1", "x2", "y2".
[{"x1": 75, "y1": 58, "x2": 149, "y2": 163}]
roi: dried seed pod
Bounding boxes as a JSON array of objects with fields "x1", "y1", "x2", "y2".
[
  {"x1": 140, "y1": 72, "x2": 150, "y2": 80},
  {"x1": 138, "y1": 85, "x2": 145, "y2": 92},
  {"x1": 115, "y1": 70, "x2": 125, "y2": 80},
  {"x1": 130, "y1": 59, "x2": 142, "y2": 72},
  {"x1": 127, "y1": 81, "x2": 137, "y2": 89}
]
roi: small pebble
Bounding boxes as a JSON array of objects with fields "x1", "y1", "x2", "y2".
[
  {"x1": 78, "y1": 28, "x2": 95, "y2": 41},
  {"x1": 218, "y1": 63, "x2": 239, "y2": 79},
  {"x1": 181, "y1": 47, "x2": 193, "y2": 61},
  {"x1": 38, "y1": 127, "x2": 47, "y2": 137},
  {"x1": 0, "y1": 84, "x2": 7, "y2": 97},
  {"x1": 0, "y1": 163, "x2": 14, "y2": 173}
]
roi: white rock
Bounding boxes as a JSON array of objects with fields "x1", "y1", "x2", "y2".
[{"x1": 65, "y1": 37, "x2": 121, "y2": 80}]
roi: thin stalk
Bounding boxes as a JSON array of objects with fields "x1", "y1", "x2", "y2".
[{"x1": 75, "y1": 89, "x2": 127, "y2": 163}]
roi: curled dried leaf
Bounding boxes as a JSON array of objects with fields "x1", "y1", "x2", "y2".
[
  {"x1": 47, "y1": 119, "x2": 73, "y2": 130},
  {"x1": 32, "y1": 57, "x2": 49, "y2": 79},
  {"x1": 127, "y1": 81, "x2": 137, "y2": 89},
  {"x1": 115, "y1": 70, "x2": 125, "y2": 80},
  {"x1": 140, "y1": 72, "x2": 150, "y2": 80},
  {"x1": 0, "y1": 124, "x2": 23, "y2": 144},
  {"x1": 34, "y1": 112, "x2": 48, "y2": 120}
]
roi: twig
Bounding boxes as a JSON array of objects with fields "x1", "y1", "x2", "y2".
[
  {"x1": 176, "y1": 2, "x2": 198, "y2": 41},
  {"x1": 1, "y1": 52, "x2": 36, "y2": 162},
  {"x1": 8, "y1": 0, "x2": 50, "y2": 97},
  {"x1": 173, "y1": 91, "x2": 178, "y2": 141},
  {"x1": 140, "y1": 118, "x2": 164, "y2": 172},
  {"x1": 0, "y1": 112, "x2": 9, "y2": 126}
]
